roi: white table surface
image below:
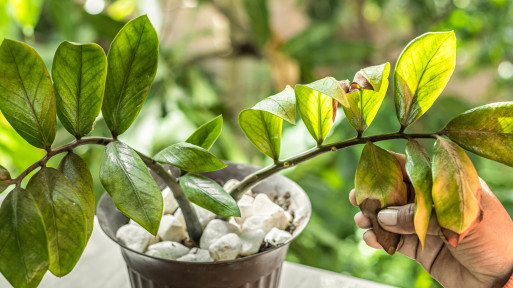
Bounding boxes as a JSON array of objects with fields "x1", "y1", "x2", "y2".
[{"x1": 0, "y1": 216, "x2": 394, "y2": 288}]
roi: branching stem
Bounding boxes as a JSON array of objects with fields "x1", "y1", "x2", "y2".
[{"x1": 228, "y1": 131, "x2": 441, "y2": 200}]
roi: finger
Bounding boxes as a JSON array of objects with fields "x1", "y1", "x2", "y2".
[
  {"x1": 377, "y1": 204, "x2": 442, "y2": 236},
  {"x1": 354, "y1": 212, "x2": 372, "y2": 229},
  {"x1": 349, "y1": 189, "x2": 357, "y2": 207},
  {"x1": 362, "y1": 230, "x2": 383, "y2": 250}
]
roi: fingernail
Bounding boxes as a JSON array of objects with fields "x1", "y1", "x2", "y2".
[{"x1": 378, "y1": 209, "x2": 398, "y2": 226}]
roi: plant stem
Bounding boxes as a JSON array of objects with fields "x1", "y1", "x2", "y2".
[
  {"x1": 137, "y1": 153, "x2": 203, "y2": 244},
  {"x1": 229, "y1": 131, "x2": 440, "y2": 200},
  {"x1": 10, "y1": 137, "x2": 115, "y2": 185}
]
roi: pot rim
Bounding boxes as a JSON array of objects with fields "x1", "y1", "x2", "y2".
[{"x1": 97, "y1": 164, "x2": 311, "y2": 265}]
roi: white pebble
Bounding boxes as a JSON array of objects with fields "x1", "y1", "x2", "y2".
[
  {"x1": 234, "y1": 195, "x2": 254, "y2": 225},
  {"x1": 252, "y1": 194, "x2": 290, "y2": 230},
  {"x1": 116, "y1": 224, "x2": 158, "y2": 253},
  {"x1": 176, "y1": 248, "x2": 213, "y2": 262},
  {"x1": 223, "y1": 179, "x2": 240, "y2": 192},
  {"x1": 200, "y1": 219, "x2": 240, "y2": 249},
  {"x1": 208, "y1": 233, "x2": 242, "y2": 261},
  {"x1": 264, "y1": 228, "x2": 292, "y2": 246},
  {"x1": 175, "y1": 204, "x2": 216, "y2": 229},
  {"x1": 158, "y1": 214, "x2": 187, "y2": 242},
  {"x1": 241, "y1": 215, "x2": 274, "y2": 234},
  {"x1": 145, "y1": 241, "x2": 189, "y2": 260},
  {"x1": 162, "y1": 188, "x2": 179, "y2": 214},
  {"x1": 239, "y1": 229, "x2": 265, "y2": 256}
]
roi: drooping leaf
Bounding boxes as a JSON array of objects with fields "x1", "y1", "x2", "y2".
[
  {"x1": 251, "y1": 85, "x2": 296, "y2": 125},
  {"x1": 180, "y1": 174, "x2": 240, "y2": 217},
  {"x1": 405, "y1": 139, "x2": 433, "y2": 249},
  {"x1": 52, "y1": 41, "x2": 107, "y2": 138},
  {"x1": 154, "y1": 142, "x2": 227, "y2": 173},
  {"x1": 26, "y1": 167, "x2": 87, "y2": 277},
  {"x1": 242, "y1": 0, "x2": 270, "y2": 46},
  {"x1": 432, "y1": 138, "x2": 481, "y2": 247},
  {"x1": 295, "y1": 81, "x2": 337, "y2": 145},
  {"x1": 58, "y1": 153, "x2": 95, "y2": 239},
  {"x1": 186, "y1": 115, "x2": 223, "y2": 150},
  {"x1": 355, "y1": 142, "x2": 408, "y2": 255},
  {"x1": 394, "y1": 32, "x2": 456, "y2": 128},
  {"x1": 0, "y1": 165, "x2": 11, "y2": 193},
  {"x1": 444, "y1": 102, "x2": 513, "y2": 167},
  {"x1": 342, "y1": 63, "x2": 390, "y2": 133},
  {"x1": 102, "y1": 15, "x2": 159, "y2": 136},
  {"x1": 100, "y1": 142, "x2": 163, "y2": 235},
  {"x1": 0, "y1": 188, "x2": 49, "y2": 288},
  {"x1": 239, "y1": 109, "x2": 282, "y2": 161},
  {"x1": 0, "y1": 39, "x2": 56, "y2": 149}
]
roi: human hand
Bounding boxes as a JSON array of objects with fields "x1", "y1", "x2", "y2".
[{"x1": 349, "y1": 153, "x2": 513, "y2": 288}]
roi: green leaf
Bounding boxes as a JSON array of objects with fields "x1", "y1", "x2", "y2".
[
  {"x1": 432, "y1": 138, "x2": 481, "y2": 247},
  {"x1": 355, "y1": 142, "x2": 407, "y2": 207},
  {"x1": 252, "y1": 85, "x2": 296, "y2": 125},
  {"x1": 100, "y1": 142, "x2": 163, "y2": 235},
  {"x1": 242, "y1": 0, "x2": 270, "y2": 46},
  {"x1": 342, "y1": 63, "x2": 390, "y2": 133},
  {"x1": 239, "y1": 109, "x2": 282, "y2": 161},
  {"x1": 26, "y1": 167, "x2": 87, "y2": 277},
  {"x1": 58, "y1": 153, "x2": 95, "y2": 240},
  {"x1": 154, "y1": 142, "x2": 227, "y2": 173},
  {"x1": 0, "y1": 165, "x2": 11, "y2": 193},
  {"x1": 394, "y1": 32, "x2": 456, "y2": 128},
  {"x1": 295, "y1": 81, "x2": 337, "y2": 145},
  {"x1": 180, "y1": 174, "x2": 240, "y2": 217},
  {"x1": 444, "y1": 102, "x2": 513, "y2": 167},
  {"x1": 52, "y1": 41, "x2": 107, "y2": 138},
  {"x1": 0, "y1": 39, "x2": 56, "y2": 149},
  {"x1": 355, "y1": 142, "x2": 408, "y2": 255},
  {"x1": 405, "y1": 139, "x2": 433, "y2": 249},
  {"x1": 186, "y1": 115, "x2": 223, "y2": 150},
  {"x1": 0, "y1": 188, "x2": 49, "y2": 288},
  {"x1": 102, "y1": 15, "x2": 159, "y2": 136}
]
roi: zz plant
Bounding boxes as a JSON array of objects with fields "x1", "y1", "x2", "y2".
[{"x1": 0, "y1": 15, "x2": 511, "y2": 288}]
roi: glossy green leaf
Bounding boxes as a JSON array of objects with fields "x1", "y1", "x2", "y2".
[
  {"x1": 100, "y1": 142, "x2": 163, "y2": 235},
  {"x1": 239, "y1": 109, "x2": 282, "y2": 161},
  {"x1": 52, "y1": 41, "x2": 107, "y2": 138},
  {"x1": 342, "y1": 63, "x2": 390, "y2": 133},
  {"x1": 405, "y1": 139, "x2": 433, "y2": 249},
  {"x1": 180, "y1": 174, "x2": 240, "y2": 217},
  {"x1": 394, "y1": 32, "x2": 456, "y2": 128},
  {"x1": 26, "y1": 167, "x2": 87, "y2": 277},
  {"x1": 0, "y1": 188, "x2": 49, "y2": 288},
  {"x1": 355, "y1": 142, "x2": 408, "y2": 207},
  {"x1": 432, "y1": 138, "x2": 481, "y2": 247},
  {"x1": 154, "y1": 142, "x2": 227, "y2": 173},
  {"x1": 252, "y1": 85, "x2": 296, "y2": 125},
  {"x1": 58, "y1": 153, "x2": 95, "y2": 239},
  {"x1": 295, "y1": 81, "x2": 337, "y2": 145},
  {"x1": 242, "y1": 0, "x2": 270, "y2": 46},
  {"x1": 0, "y1": 39, "x2": 56, "y2": 149},
  {"x1": 186, "y1": 115, "x2": 223, "y2": 150},
  {"x1": 102, "y1": 15, "x2": 159, "y2": 136},
  {"x1": 0, "y1": 165, "x2": 11, "y2": 193},
  {"x1": 444, "y1": 102, "x2": 513, "y2": 167}
]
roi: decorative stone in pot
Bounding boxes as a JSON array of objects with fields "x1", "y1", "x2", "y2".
[{"x1": 97, "y1": 163, "x2": 311, "y2": 288}]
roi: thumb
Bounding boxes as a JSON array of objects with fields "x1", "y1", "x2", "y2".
[{"x1": 378, "y1": 204, "x2": 442, "y2": 236}]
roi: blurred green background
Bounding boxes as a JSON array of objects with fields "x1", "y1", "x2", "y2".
[{"x1": 1, "y1": 0, "x2": 513, "y2": 287}]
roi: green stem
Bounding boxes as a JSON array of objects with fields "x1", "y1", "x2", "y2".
[
  {"x1": 139, "y1": 155, "x2": 203, "y2": 244},
  {"x1": 228, "y1": 131, "x2": 440, "y2": 200}
]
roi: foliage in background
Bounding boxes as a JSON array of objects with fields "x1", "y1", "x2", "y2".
[{"x1": 2, "y1": 0, "x2": 513, "y2": 287}]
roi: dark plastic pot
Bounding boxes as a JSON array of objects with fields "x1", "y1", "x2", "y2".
[{"x1": 97, "y1": 163, "x2": 311, "y2": 288}]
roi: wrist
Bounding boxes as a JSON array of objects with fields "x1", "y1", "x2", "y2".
[{"x1": 504, "y1": 273, "x2": 513, "y2": 288}]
